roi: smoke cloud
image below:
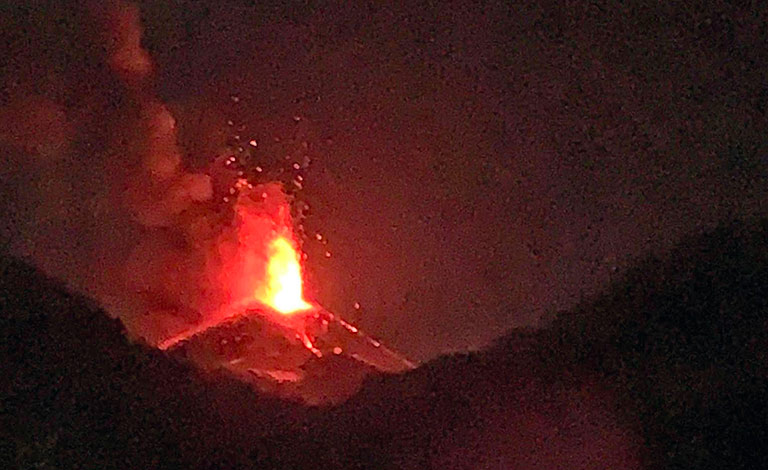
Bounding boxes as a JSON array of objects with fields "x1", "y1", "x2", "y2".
[
  {"x1": 5, "y1": 0, "x2": 765, "y2": 371},
  {"x1": 1, "y1": 1, "x2": 288, "y2": 352}
]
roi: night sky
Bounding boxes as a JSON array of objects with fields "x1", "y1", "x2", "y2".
[{"x1": 2, "y1": 0, "x2": 766, "y2": 361}]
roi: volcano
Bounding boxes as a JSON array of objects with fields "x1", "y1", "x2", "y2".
[
  {"x1": 128, "y1": 180, "x2": 417, "y2": 402},
  {"x1": 166, "y1": 304, "x2": 415, "y2": 402}
]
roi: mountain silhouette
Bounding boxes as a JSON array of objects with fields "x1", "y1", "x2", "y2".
[{"x1": 2, "y1": 219, "x2": 766, "y2": 469}]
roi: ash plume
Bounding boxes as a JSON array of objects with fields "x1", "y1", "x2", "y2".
[
  {"x1": 2, "y1": 1, "x2": 282, "y2": 349},
  {"x1": 0, "y1": 1, "x2": 411, "y2": 403}
]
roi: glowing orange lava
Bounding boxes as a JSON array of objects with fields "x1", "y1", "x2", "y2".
[
  {"x1": 156, "y1": 186, "x2": 314, "y2": 350},
  {"x1": 258, "y1": 236, "x2": 311, "y2": 314}
]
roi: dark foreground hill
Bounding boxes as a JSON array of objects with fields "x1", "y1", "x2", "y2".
[{"x1": 2, "y1": 219, "x2": 767, "y2": 469}]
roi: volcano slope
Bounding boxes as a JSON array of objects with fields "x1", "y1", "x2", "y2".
[{"x1": 2, "y1": 219, "x2": 767, "y2": 469}]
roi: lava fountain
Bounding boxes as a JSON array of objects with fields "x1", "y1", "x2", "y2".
[
  {"x1": 262, "y1": 236, "x2": 312, "y2": 314},
  {"x1": 156, "y1": 184, "x2": 314, "y2": 350}
]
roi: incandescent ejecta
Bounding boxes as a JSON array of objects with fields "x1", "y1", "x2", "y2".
[
  {"x1": 158, "y1": 186, "x2": 415, "y2": 402},
  {"x1": 83, "y1": 3, "x2": 413, "y2": 401}
]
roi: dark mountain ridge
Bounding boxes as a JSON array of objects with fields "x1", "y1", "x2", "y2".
[{"x1": 2, "y1": 218, "x2": 767, "y2": 469}]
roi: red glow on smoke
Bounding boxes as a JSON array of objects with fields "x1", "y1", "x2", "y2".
[
  {"x1": 157, "y1": 183, "x2": 314, "y2": 350},
  {"x1": 221, "y1": 184, "x2": 312, "y2": 316}
]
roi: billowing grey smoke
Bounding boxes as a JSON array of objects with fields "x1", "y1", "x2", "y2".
[{"x1": 1, "y1": 1, "x2": 231, "y2": 346}]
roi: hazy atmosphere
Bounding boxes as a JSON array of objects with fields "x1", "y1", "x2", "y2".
[{"x1": 3, "y1": 0, "x2": 765, "y2": 361}]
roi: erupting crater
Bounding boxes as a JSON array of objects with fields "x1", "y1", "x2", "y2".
[{"x1": 153, "y1": 184, "x2": 414, "y2": 402}]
